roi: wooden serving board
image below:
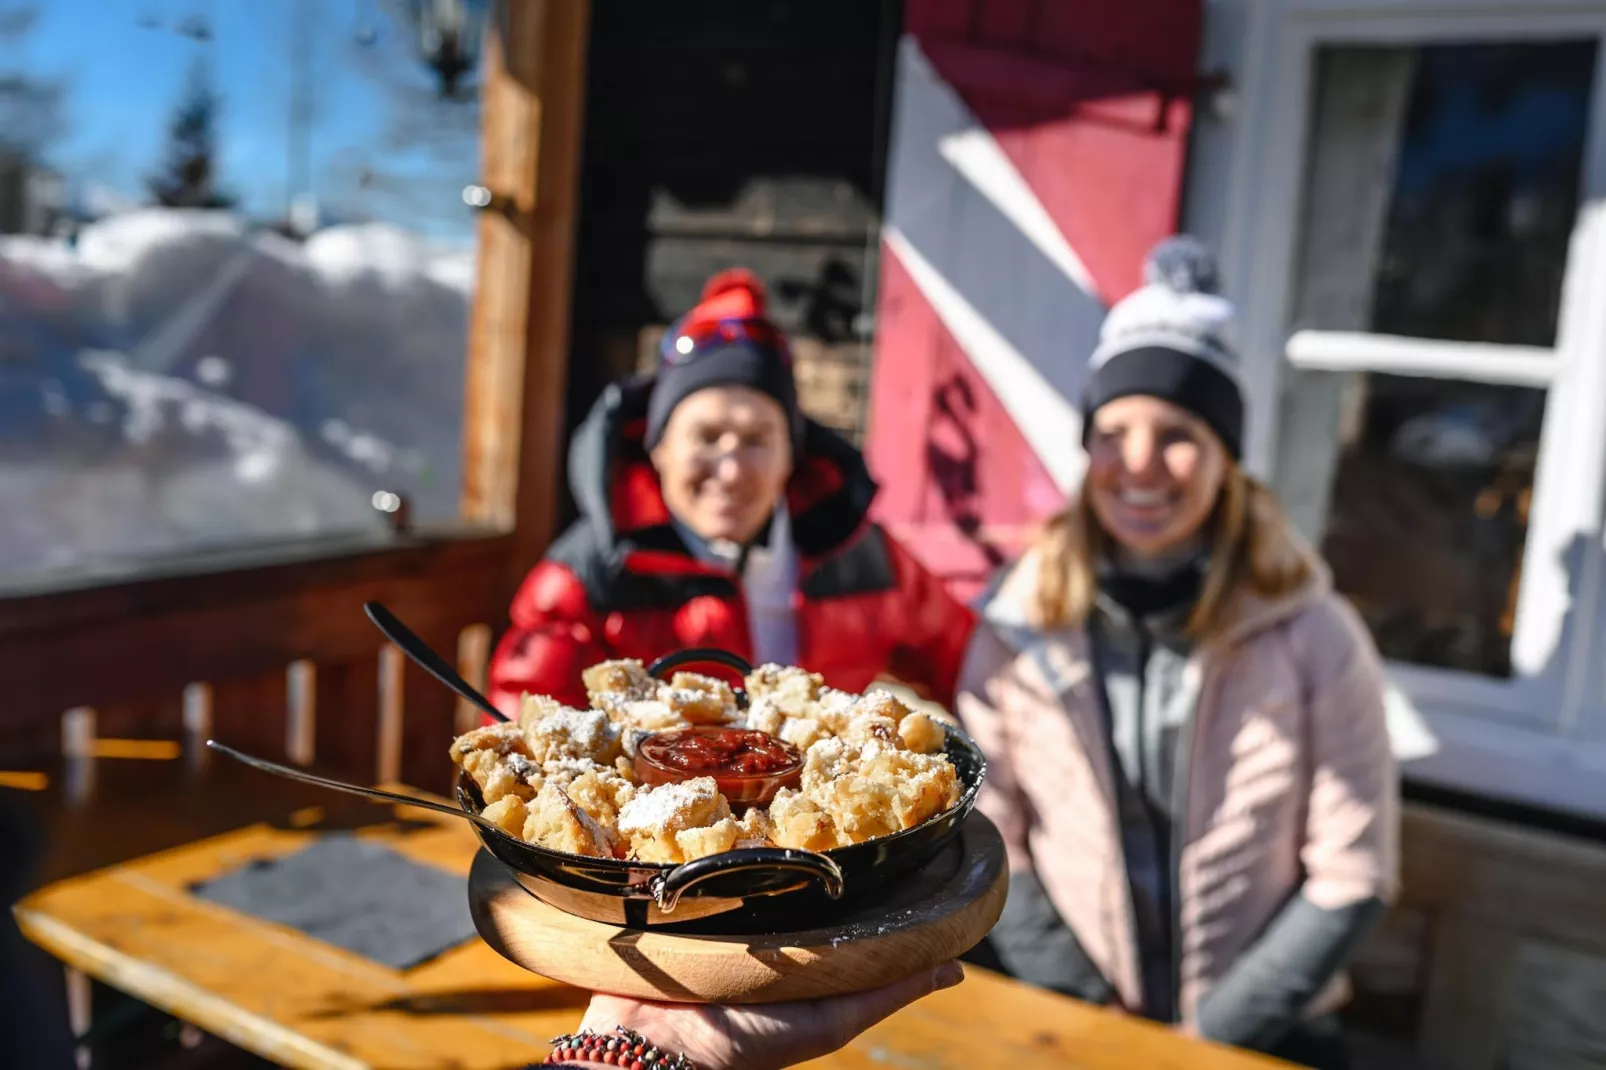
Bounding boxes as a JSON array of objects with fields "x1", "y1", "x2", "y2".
[{"x1": 468, "y1": 811, "x2": 1007, "y2": 1004}]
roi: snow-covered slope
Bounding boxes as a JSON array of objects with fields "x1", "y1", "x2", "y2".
[{"x1": 0, "y1": 208, "x2": 473, "y2": 577}]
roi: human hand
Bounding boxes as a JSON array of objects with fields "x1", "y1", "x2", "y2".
[{"x1": 563, "y1": 961, "x2": 964, "y2": 1070}]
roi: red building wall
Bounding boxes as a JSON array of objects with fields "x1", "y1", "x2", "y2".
[{"x1": 867, "y1": 0, "x2": 1203, "y2": 601}]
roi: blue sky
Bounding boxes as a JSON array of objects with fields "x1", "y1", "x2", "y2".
[{"x1": 12, "y1": 0, "x2": 481, "y2": 241}]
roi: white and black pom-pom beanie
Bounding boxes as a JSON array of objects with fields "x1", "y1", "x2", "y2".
[{"x1": 1080, "y1": 235, "x2": 1245, "y2": 459}]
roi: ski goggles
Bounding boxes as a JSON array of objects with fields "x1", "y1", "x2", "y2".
[{"x1": 659, "y1": 316, "x2": 793, "y2": 368}]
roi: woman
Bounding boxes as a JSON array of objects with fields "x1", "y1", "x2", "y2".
[
  {"x1": 488, "y1": 269, "x2": 973, "y2": 715},
  {"x1": 958, "y1": 238, "x2": 1398, "y2": 1069}
]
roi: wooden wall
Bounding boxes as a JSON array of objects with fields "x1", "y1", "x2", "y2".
[{"x1": 1345, "y1": 804, "x2": 1606, "y2": 1070}]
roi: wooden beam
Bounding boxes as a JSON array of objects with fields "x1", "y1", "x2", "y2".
[
  {"x1": 0, "y1": 535, "x2": 511, "y2": 736},
  {"x1": 461, "y1": 0, "x2": 591, "y2": 584},
  {"x1": 0, "y1": 532, "x2": 503, "y2": 640},
  {"x1": 376, "y1": 644, "x2": 405, "y2": 785},
  {"x1": 1397, "y1": 803, "x2": 1606, "y2": 951}
]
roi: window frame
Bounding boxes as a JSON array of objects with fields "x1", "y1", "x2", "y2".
[{"x1": 1218, "y1": 2, "x2": 1606, "y2": 814}]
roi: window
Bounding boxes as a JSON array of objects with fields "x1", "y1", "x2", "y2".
[
  {"x1": 1359, "y1": 43, "x2": 1593, "y2": 350},
  {"x1": 1218, "y1": 4, "x2": 1606, "y2": 814},
  {"x1": 1268, "y1": 35, "x2": 1605, "y2": 703},
  {"x1": 0, "y1": 2, "x2": 486, "y2": 581}
]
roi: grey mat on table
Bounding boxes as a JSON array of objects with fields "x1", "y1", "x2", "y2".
[{"x1": 190, "y1": 833, "x2": 478, "y2": 970}]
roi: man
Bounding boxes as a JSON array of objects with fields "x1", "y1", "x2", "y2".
[{"x1": 487, "y1": 269, "x2": 974, "y2": 713}]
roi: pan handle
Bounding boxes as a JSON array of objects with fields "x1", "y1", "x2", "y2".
[
  {"x1": 651, "y1": 846, "x2": 844, "y2": 913},
  {"x1": 646, "y1": 647, "x2": 754, "y2": 681},
  {"x1": 647, "y1": 647, "x2": 754, "y2": 709}
]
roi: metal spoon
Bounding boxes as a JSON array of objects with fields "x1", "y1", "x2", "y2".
[
  {"x1": 362, "y1": 600, "x2": 509, "y2": 723},
  {"x1": 205, "y1": 740, "x2": 510, "y2": 837}
]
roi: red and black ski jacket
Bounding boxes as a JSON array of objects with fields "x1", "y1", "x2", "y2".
[{"x1": 486, "y1": 378, "x2": 976, "y2": 714}]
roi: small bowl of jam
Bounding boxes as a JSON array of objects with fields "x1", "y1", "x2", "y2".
[{"x1": 634, "y1": 726, "x2": 804, "y2": 805}]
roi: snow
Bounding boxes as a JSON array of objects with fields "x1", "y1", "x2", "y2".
[
  {"x1": 0, "y1": 206, "x2": 475, "y2": 577},
  {"x1": 73, "y1": 209, "x2": 255, "y2": 278},
  {"x1": 81, "y1": 183, "x2": 140, "y2": 220},
  {"x1": 303, "y1": 221, "x2": 476, "y2": 294},
  {"x1": 320, "y1": 418, "x2": 427, "y2": 477},
  {"x1": 0, "y1": 233, "x2": 86, "y2": 281}
]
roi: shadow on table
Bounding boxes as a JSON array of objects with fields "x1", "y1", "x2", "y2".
[
  {"x1": 263, "y1": 805, "x2": 441, "y2": 836},
  {"x1": 34, "y1": 757, "x2": 454, "y2": 886},
  {"x1": 308, "y1": 984, "x2": 591, "y2": 1019}
]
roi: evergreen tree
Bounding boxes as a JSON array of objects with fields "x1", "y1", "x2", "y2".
[
  {"x1": 334, "y1": 0, "x2": 480, "y2": 232},
  {"x1": 148, "y1": 55, "x2": 235, "y2": 209},
  {"x1": 0, "y1": 3, "x2": 67, "y2": 161}
]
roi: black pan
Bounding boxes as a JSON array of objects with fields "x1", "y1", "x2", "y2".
[
  {"x1": 461, "y1": 646, "x2": 987, "y2": 929},
  {"x1": 211, "y1": 626, "x2": 988, "y2": 930}
]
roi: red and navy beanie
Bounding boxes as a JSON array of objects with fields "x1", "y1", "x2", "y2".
[{"x1": 645, "y1": 269, "x2": 802, "y2": 452}]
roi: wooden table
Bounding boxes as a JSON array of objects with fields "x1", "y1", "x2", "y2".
[{"x1": 16, "y1": 778, "x2": 1286, "y2": 1070}]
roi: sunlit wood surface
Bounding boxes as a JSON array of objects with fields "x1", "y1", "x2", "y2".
[{"x1": 17, "y1": 778, "x2": 1288, "y2": 1070}]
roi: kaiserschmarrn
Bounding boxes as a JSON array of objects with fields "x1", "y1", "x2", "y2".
[{"x1": 449, "y1": 661, "x2": 961, "y2": 864}]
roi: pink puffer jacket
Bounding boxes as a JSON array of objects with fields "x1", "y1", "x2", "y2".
[{"x1": 956, "y1": 549, "x2": 1399, "y2": 1025}]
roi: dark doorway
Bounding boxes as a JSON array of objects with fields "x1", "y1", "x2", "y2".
[{"x1": 559, "y1": 0, "x2": 903, "y2": 529}]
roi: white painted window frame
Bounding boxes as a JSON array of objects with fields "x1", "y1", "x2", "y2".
[
  {"x1": 1283, "y1": 332, "x2": 1555, "y2": 389},
  {"x1": 1216, "y1": 0, "x2": 1606, "y2": 816}
]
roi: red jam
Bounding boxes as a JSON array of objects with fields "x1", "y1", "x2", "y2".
[{"x1": 635, "y1": 726, "x2": 803, "y2": 805}]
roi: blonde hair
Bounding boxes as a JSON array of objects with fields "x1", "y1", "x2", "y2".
[{"x1": 1031, "y1": 465, "x2": 1312, "y2": 637}]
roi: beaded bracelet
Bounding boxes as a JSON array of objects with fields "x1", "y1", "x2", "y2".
[{"x1": 542, "y1": 1026, "x2": 697, "y2": 1069}]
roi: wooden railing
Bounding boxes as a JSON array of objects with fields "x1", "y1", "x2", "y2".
[{"x1": 0, "y1": 530, "x2": 516, "y2": 795}]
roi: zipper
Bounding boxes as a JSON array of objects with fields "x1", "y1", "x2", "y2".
[
  {"x1": 1132, "y1": 617, "x2": 1178, "y2": 1025},
  {"x1": 1169, "y1": 657, "x2": 1206, "y2": 1026},
  {"x1": 1086, "y1": 614, "x2": 1146, "y2": 1016},
  {"x1": 1134, "y1": 620, "x2": 1152, "y2": 801}
]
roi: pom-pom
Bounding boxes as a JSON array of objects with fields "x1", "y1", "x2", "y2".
[
  {"x1": 1092, "y1": 236, "x2": 1238, "y2": 370},
  {"x1": 1143, "y1": 235, "x2": 1220, "y2": 296},
  {"x1": 699, "y1": 267, "x2": 768, "y2": 314}
]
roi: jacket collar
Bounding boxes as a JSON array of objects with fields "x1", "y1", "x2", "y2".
[
  {"x1": 986, "y1": 536, "x2": 1335, "y2": 900},
  {"x1": 981, "y1": 537, "x2": 1333, "y2": 674}
]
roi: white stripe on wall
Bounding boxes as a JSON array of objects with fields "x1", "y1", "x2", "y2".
[
  {"x1": 885, "y1": 225, "x2": 1085, "y2": 494},
  {"x1": 937, "y1": 127, "x2": 1102, "y2": 300}
]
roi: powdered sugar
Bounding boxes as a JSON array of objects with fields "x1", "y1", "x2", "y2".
[
  {"x1": 663, "y1": 687, "x2": 717, "y2": 707},
  {"x1": 618, "y1": 778, "x2": 718, "y2": 835},
  {"x1": 542, "y1": 756, "x2": 604, "y2": 780},
  {"x1": 808, "y1": 737, "x2": 846, "y2": 758},
  {"x1": 617, "y1": 699, "x2": 682, "y2": 730},
  {"x1": 778, "y1": 716, "x2": 825, "y2": 749},
  {"x1": 535, "y1": 706, "x2": 616, "y2": 751},
  {"x1": 740, "y1": 694, "x2": 786, "y2": 735},
  {"x1": 851, "y1": 690, "x2": 906, "y2": 720},
  {"x1": 817, "y1": 688, "x2": 857, "y2": 716},
  {"x1": 620, "y1": 728, "x2": 652, "y2": 759}
]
